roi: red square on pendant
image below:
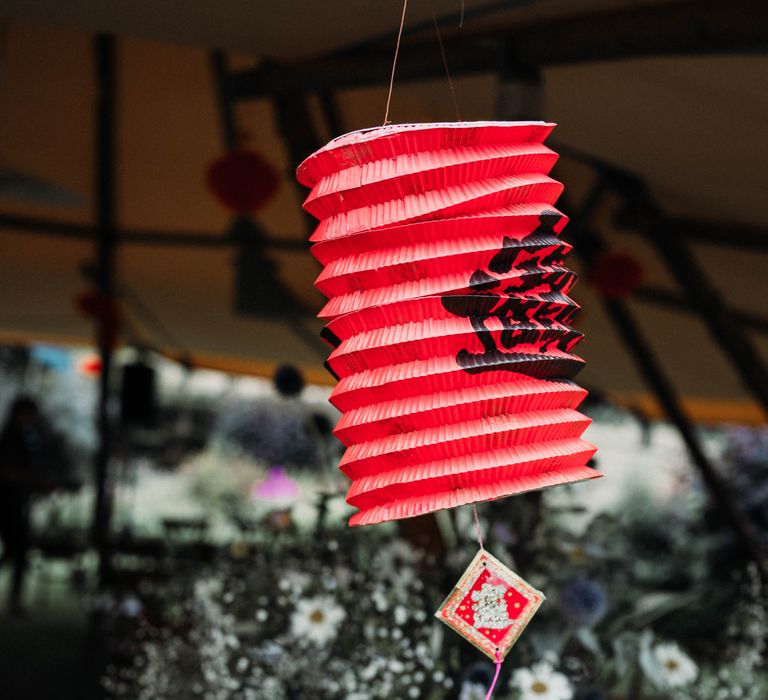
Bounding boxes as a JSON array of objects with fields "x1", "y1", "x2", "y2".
[{"x1": 435, "y1": 549, "x2": 544, "y2": 660}]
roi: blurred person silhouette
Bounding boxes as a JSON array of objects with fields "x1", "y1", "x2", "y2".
[{"x1": 0, "y1": 395, "x2": 53, "y2": 614}]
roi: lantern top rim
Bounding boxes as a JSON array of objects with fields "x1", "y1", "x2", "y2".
[
  {"x1": 297, "y1": 120, "x2": 556, "y2": 187},
  {"x1": 324, "y1": 119, "x2": 553, "y2": 143}
]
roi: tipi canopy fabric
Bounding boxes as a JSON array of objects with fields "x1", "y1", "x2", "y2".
[{"x1": 1, "y1": 1, "x2": 767, "y2": 423}]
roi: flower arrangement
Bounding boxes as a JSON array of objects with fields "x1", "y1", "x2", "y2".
[
  {"x1": 103, "y1": 532, "x2": 456, "y2": 699},
  {"x1": 101, "y1": 473, "x2": 767, "y2": 700}
]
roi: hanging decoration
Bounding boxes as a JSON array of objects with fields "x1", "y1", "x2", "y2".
[
  {"x1": 298, "y1": 121, "x2": 599, "y2": 694},
  {"x1": 77, "y1": 353, "x2": 103, "y2": 377},
  {"x1": 205, "y1": 148, "x2": 289, "y2": 317},
  {"x1": 74, "y1": 288, "x2": 122, "y2": 349},
  {"x1": 588, "y1": 250, "x2": 644, "y2": 300},
  {"x1": 206, "y1": 148, "x2": 279, "y2": 214},
  {"x1": 435, "y1": 549, "x2": 544, "y2": 661},
  {"x1": 297, "y1": 122, "x2": 599, "y2": 527}
]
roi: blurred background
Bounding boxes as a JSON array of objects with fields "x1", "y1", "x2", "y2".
[{"x1": 0, "y1": 1, "x2": 766, "y2": 699}]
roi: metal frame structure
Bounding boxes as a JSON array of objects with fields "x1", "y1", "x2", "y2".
[
  {"x1": 92, "y1": 34, "x2": 117, "y2": 577},
  {"x1": 1, "y1": 1, "x2": 767, "y2": 573}
]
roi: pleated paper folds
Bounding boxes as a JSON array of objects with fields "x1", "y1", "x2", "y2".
[{"x1": 297, "y1": 122, "x2": 599, "y2": 526}]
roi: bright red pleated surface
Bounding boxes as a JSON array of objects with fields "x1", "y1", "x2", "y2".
[{"x1": 297, "y1": 121, "x2": 599, "y2": 526}]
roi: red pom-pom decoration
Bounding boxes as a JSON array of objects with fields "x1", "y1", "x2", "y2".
[
  {"x1": 78, "y1": 354, "x2": 102, "y2": 376},
  {"x1": 297, "y1": 122, "x2": 600, "y2": 526},
  {"x1": 588, "y1": 251, "x2": 644, "y2": 300},
  {"x1": 206, "y1": 149, "x2": 280, "y2": 214}
]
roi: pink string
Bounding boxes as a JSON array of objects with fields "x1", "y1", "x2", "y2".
[
  {"x1": 472, "y1": 504, "x2": 500, "y2": 698},
  {"x1": 485, "y1": 649, "x2": 503, "y2": 700}
]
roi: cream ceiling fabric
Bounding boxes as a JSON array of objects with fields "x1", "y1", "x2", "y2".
[{"x1": 0, "y1": 5, "x2": 766, "y2": 422}]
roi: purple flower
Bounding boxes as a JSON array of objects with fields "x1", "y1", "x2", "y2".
[
  {"x1": 218, "y1": 399, "x2": 320, "y2": 467},
  {"x1": 558, "y1": 577, "x2": 608, "y2": 627},
  {"x1": 251, "y1": 467, "x2": 301, "y2": 503}
]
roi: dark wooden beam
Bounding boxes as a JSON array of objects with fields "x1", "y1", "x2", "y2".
[
  {"x1": 556, "y1": 145, "x2": 768, "y2": 414},
  {"x1": 121, "y1": 228, "x2": 307, "y2": 250},
  {"x1": 228, "y1": 0, "x2": 768, "y2": 99},
  {"x1": 209, "y1": 50, "x2": 238, "y2": 149},
  {"x1": 562, "y1": 176, "x2": 767, "y2": 572},
  {"x1": 0, "y1": 212, "x2": 308, "y2": 250},
  {"x1": 317, "y1": 90, "x2": 345, "y2": 138},
  {"x1": 0, "y1": 213, "x2": 93, "y2": 239},
  {"x1": 560, "y1": 140, "x2": 768, "y2": 251},
  {"x1": 631, "y1": 190, "x2": 768, "y2": 418},
  {"x1": 635, "y1": 285, "x2": 768, "y2": 336},
  {"x1": 616, "y1": 211, "x2": 768, "y2": 251},
  {"x1": 328, "y1": 0, "x2": 521, "y2": 55},
  {"x1": 271, "y1": 93, "x2": 332, "y2": 358},
  {"x1": 229, "y1": 39, "x2": 499, "y2": 98},
  {"x1": 493, "y1": 0, "x2": 768, "y2": 67},
  {"x1": 273, "y1": 92, "x2": 324, "y2": 230}
]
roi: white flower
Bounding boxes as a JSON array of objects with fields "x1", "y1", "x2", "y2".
[
  {"x1": 283, "y1": 570, "x2": 310, "y2": 592},
  {"x1": 372, "y1": 587, "x2": 389, "y2": 612},
  {"x1": 640, "y1": 637, "x2": 698, "y2": 688},
  {"x1": 374, "y1": 539, "x2": 421, "y2": 584},
  {"x1": 459, "y1": 680, "x2": 488, "y2": 700},
  {"x1": 512, "y1": 661, "x2": 573, "y2": 700},
  {"x1": 260, "y1": 677, "x2": 284, "y2": 699},
  {"x1": 394, "y1": 605, "x2": 408, "y2": 625},
  {"x1": 290, "y1": 596, "x2": 345, "y2": 645}
]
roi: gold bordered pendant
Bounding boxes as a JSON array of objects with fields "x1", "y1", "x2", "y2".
[{"x1": 435, "y1": 549, "x2": 545, "y2": 661}]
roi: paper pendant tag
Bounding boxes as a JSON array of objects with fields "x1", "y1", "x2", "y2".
[{"x1": 435, "y1": 549, "x2": 545, "y2": 661}]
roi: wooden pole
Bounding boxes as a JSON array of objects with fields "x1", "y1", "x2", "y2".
[{"x1": 91, "y1": 34, "x2": 118, "y2": 579}]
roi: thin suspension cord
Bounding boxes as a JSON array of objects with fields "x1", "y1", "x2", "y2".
[
  {"x1": 383, "y1": 0, "x2": 409, "y2": 125},
  {"x1": 474, "y1": 503, "x2": 501, "y2": 699},
  {"x1": 472, "y1": 503, "x2": 484, "y2": 550},
  {"x1": 432, "y1": 3, "x2": 461, "y2": 121}
]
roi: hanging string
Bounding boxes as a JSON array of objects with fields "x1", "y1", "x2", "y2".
[
  {"x1": 383, "y1": 0, "x2": 409, "y2": 125},
  {"x1": 472, "y1": 503, "x2": 503, "y2": 699},
  {"x1": 485, "y1": 649, "x2": 503, "y2": 700},
  {"x1": 472, "y1": 503, "x2": 484, "y2": 550},
  {"x1": 459, "y1": 0, "x2": 466, "y2": 28},
  {"x1": 471, "y1": 504, "x2": 504, "y2": 698},
  {"x1": 432, "y1": 3, "x2": 461, "y2": 121}
]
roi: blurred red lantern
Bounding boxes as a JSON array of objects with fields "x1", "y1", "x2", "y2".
[
  {"x1": 74, "y1": 289, "x2": 122, "y2": 349},
  {"x1": 298, "y1": 122, "x2": 599, "y2": 527},
  {"x1": 78, "y1": 354, "x2": 102, "y2": 376},
  {"x1": 589, "y1": 251, "x2": 644, "y2": 300},
  {"x1": 206, "y1": 149, "x2": 280, "y2": 214},
  {"x1": 74, "y1": 289, "x2": 103, "y2": 318}
]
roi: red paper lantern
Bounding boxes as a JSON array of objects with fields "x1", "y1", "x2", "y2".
[
  {"x1": 206, "y1": 149, "x2": 279, "y2": 214},
  {"x1": 74, "y1": 289, "x2": 122, "y2": 349},
  {"x1": 588, "y1": 251, "x2": 644, "y2": 300},
  {"x1": 297, "y1": 122, "x2": 599, "y2": 526}
]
